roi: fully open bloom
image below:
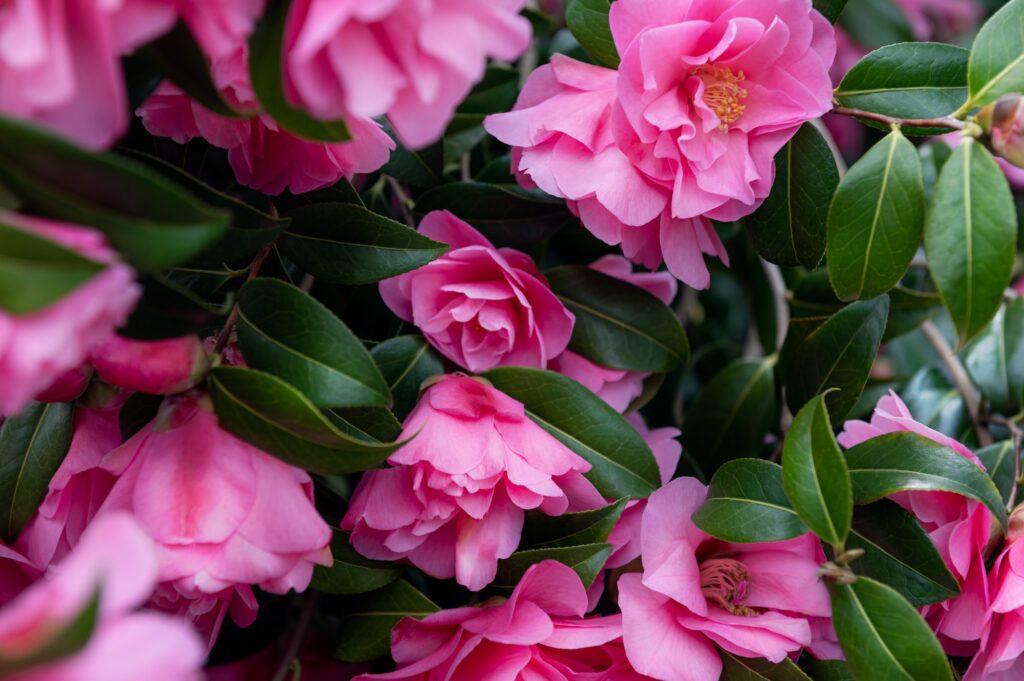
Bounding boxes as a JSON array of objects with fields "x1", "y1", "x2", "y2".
[
  {"x1": 380, "y1": 211, "x2": 574, "y2": 373},
  {"x1": 95, "y1": 393, "x2": 332, "y2": 642},
  {"x1": 343, "y1": 374, "x2": 598, "y2": 591},
  {"x1": 91, "y1": 334, "x2": 207, "y2": 395},
  {"x1": 486, "y1": 0, "x2": 834, "y2": 288},
  {"x1": 0, "y1": 513, "x2": 204, "y2": 681},
  {"x1": 0, "y1": 212, "x2": 139, "y2": 417},
  {"x1": 839, "y1": 391, "x2": 993, "y2": 653},
  {"x1": 618, "y1": 477, "x2": 830, "y2": 681},
  {"x1": 282, "y1": 0, "x2": 532, "y2": 150}
]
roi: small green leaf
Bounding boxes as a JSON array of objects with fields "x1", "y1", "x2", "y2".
[
  {"x1": 311, "y1": 531, "x2": 401, "y2": 595},
  {"x1": 783, "y1": 394, "x2": 852, "y2": 547},
  {"x1": 494, "y1": 543, "x2": 613, "y2": 589},
  {"x1": 692, "y1": 459, "x2": 810, "y2": 543},
  {"x1": 925, "y1": 139, "x2": 1017, "y2": 344},
  {"x1": 719, "y1": 649, "x2": 813, "y2": 681},
  {"x1": 547, "y1": 265, "x2": 689, "y2": 372},
  {"x1": 963, "y1": 0, "x2": 1024, "y2": 110},
  {"x1": 335, "y1": 580, "x2": 439, "y2": 663},
  {"x1": 520, "y1": 498, "x2": 628, "y2": 549},
  {"x1": 977, "y1": 440, "x2": 1016, "y2": 505},
  {"x1": 566, "y1": 0, "x2": 619, "y2": 68},
  {"x1": 0, "y1": 222, "x2": 103, "y2": 315},
  {"x1": 829, "y1": 576, "x2": 954, "y2": 681},
  {"x1": 482, "y1": 367, "x2": 660, "y2": 499},
  {"x1": 0, "y1": 402, "x2": 73, "y2": 542},
  {"x1": 370, "y1": 335, "x2": 445, "y2": 420}
]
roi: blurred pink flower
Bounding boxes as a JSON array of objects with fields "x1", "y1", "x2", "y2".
[
  {"x1": 282, "y1": 0, "x2": 532, "y2": 150},
  {"x1": 343, "y1": 374, "x2": 598, "y2": 591},
  {"x1": 91, "y1": 334, "x2": 207, "y2": 395},
  {"x1": 0, "y1": 212, "x2": 139, "y2": 417},
  {"x1": 174, "y1": 0, "x2": 266, "y2": 61},
  {"x1": 380, "y1": 211, "x2": 575, "y2": 373},
  {"x1": 486, "y1": 0, "x2": 834, "y2": 288},
  {"x1": 0, "y1": 513, "x2": 204, "y2": 681},
  {"x1": 618, "y1": 477, "x2": 830, "y2": 681}
]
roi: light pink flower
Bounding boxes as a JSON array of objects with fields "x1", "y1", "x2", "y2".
[
  {"x1": 91, "y1": 334, "x2": 207, "y2": 395},
  {"x1": 174, "y1": 0, "x2": 266, "y2": 61},
  {"x1": 0, "y1": 513, "x2": 204, "y2": 681},
  {"x1": 380, "y1": 211, "x2": 574, "y2": 373},
  {"x1": 95, "y1": 394, "x2": 332, "y2": 643},
  {"x1": 839, "y1": 391, "x2": 993, "y2": 653},
  {"x1": 0, "y1": 212, "x2": 140, "y2": 417},
  {"x1": 618, "y1": 477, "x2": 830, "y2": 681},
  {"x1": 282, "y1": 0, "x2": 532, "y2": 150},
  {"x1": 486, "y1": 0, "x2": 835, "y2": 288},
  {"x1": 343, "y1": 374, "x2": 598, "y2": 591}
]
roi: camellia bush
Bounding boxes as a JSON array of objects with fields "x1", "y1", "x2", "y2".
[{"x1": 5, "y1": 0, "x2": 1024, "y2": 679}]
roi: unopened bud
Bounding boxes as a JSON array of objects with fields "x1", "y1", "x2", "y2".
[
  {"x1": 91, "y1": 334, "x2": 207, "y2": 395},
  {"x1": 979, "y1": 94, "x2": 1024, "y2": 169},
  {"x1": 34, "y1": 364, "x2": 93, "y2": 403}
]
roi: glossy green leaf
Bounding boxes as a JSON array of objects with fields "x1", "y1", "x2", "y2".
[
  {"x1": 681, "y1": 357, "x2": 778, "y2": 474},
  {"x1": 925, "y1": 139, "x2": 1017, "y2": 344},
  {"x1": 963, "y1": 298, "x2": 1024, "y2": 415},
  {"x1": 829, "y1": 576, "x2": 953, "y2": 681},
  {"x1": 311, "y1": 531, "x2": 401, "y2": 595},
  {"x1": 838, "y1": 0, "x2": 914, "y2": 49},
  {"x1": 0, "y1": 589, "x2": 99, "y2": 676},
  {"x1": 382, "y1": 139, "x2": 445, "y2": 189},
  {"x1": 813, "y1": 0, "x2": 849, "y2": 23},
  {"x1": 521, "y1": 498, "x2": 628, "y2": 549},
  {"x1": 236, "y1": 279, "x2": 390, "y2": 408},
  {"x1": 209, "y1": 367, "x2": 403, "y2": 475},
  {"x1": 719, "y1": 650, "x2": 813, "y2": 681},
  {"x1": 977, "y1": 440, "x2": 1016, "y2": 504},
  {"x1": 827, "y1": 130, "x2": 924, "y2": 301},
  {"x1": 845, "y1": 431, "x2": 1007, "y2": 529},
  {"x1": 547, "y1": 265, "x2": 689, "y2": 372},
  {"x1": 783, "y1": 394, "x2": 852, "y2": 547},
  {"x1": 748, "y1": 123, "x2": 838, "y2": 268},
  {"x1": 0, "y1": 222, "x2": 103, "y2": 315},
  {"x1": 806, "y1": 660, "x2": 855, "y2": 681},
  {"x1": 884, "y1": 287, "x2": 941, "y2": 342},
  {"x1": 846, "y1": 500, "x2": 960, "y2": 607},
  {"x1": 494, "y1": 543, "x2": 613, "y2": 589},
  {"x1": 370, "y1": 335, "x2": 445, "y2": 420},
  {"x1": 335, "y1": 580, "x2": 439, "y2": 662},
  {"x1": 963, "y1": 0, "x2": 1024, "y2": 110},
  {"x1": 482, "y1": 367, "x2": 660, "y2": 499},
  {"x1": 279, "y1": 203, "x2": 448, "y2": 285},
  {"x1": 0, "y1": 116, "x2": 229, "y2": 271},
  {"x1": 0, "y1": 402, "x2": 73, "y2": 542},
  {"x1": 328, "y1": 407, "x2": 403, "y2": 444},
  {"x1": 785, "y1": 296, "x2": 890, "y2": 425},
  {"x1": 566, "y1": 0, "x2": 619, "y2": 68},
  {"x1": 692, "y1": 459, "x2": 809, "y2": 543}
]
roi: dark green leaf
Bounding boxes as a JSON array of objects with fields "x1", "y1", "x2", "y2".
[
  {"x1": 566, "y1": 0, "x2": 619, "y2": 68},
  {"x1": 311, "y1": 531, "x2": 401, "y2": 595},
  {"x1": 692, "y1": 459, "x2": 809, "y2": 543},
  {"x1": 382, "y1": 140, "x2": 445, "y2": 188},
  {"x1": 925, "y1": 139, "x2": 1016, "y2": 344},
  {"x1": 963, "y1": 0, "x2": 1024, "y2": 110},
  {"x1": 547, "y1": 265, "x2": 689, "y2": 372},
  {"x1": 806, "y1": 660, "x2": 855, "y2": 681},
  {"x1": 335, "y1": 580, "x2": 439, "y2": 662},
  {"x1": 328, "y1": 407, "x2": 403, "y2": 444},
  {"x1": 977, "y1": 440, "x2": 1016, "y2": 504},
  {"x1": 963, "y1": 299, "x2": 1024, "y2": 415},
  {"x1": 370, "y1": 335, "x2": 445, "y2": 420},
  {"x1": 0, "y1": 402, "x2": 73, "y2": 542},
  {"x1": 838, "y1": 0, "x2": 914, "y2": 49},
  {"x1": 279, "y1": 203, "x2": 447, "y2": 285},
  {"x1": 814, "y1": 0, "x2": 849, "y2": 23},
  {"x1": 521, "y1": 498, "x2": 628, "y2": 549},
  {"x1": 0, "y1": 589, "x2": 99, "y2": 676},
  {"x1": 119, "y1": 393, "x2": 164, "y2": 441},
  {"x1": 494, "y1": 543, "x2": 613, "y2": 589},
  {"x1": 118, "y1": 273, "x2": 231, "y2": 340},
  {"x1": 482, "y1": 367, "x2": 660, "y2": 499},
  {"x1": 884, "y1": 287, "x2": 941, "y2": 342},
  {"x1": 719, "y1": 650, "x2": 813, "y2": 681},
  {"x1": 846, "y1": 500, "x2": 960, "y2": 607},
  {"x1": 829, "y1": 576, "x2": 953, "y2": 681},
  {"x1": 0, "y1": 222, "x2": 103, "y2": 315}
]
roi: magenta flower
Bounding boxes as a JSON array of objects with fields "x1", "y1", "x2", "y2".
[{"x1": 91, "y1": 334, "x2": 207, "y2": 395}]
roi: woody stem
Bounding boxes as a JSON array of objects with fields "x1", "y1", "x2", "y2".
[{"x1": 830, "y1": 105, "x2": 967, "y2": 131}]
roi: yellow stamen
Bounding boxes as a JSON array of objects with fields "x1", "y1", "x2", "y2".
[{"x1": 693, "y1": 65, "x2": 748, "y2": 132}]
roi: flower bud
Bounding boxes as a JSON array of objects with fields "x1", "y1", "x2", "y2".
[
  {"x1": 979, "y1": 94, "x2": 1024, "y2": 169},
  {"x1": 34, "y1": 364, "x2": 94, "y2": 403},
  {"x1": 90, "y1": 334, "x2": 207, "y2": 395}
]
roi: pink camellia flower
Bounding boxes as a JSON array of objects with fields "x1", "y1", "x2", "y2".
[
  {"x1": 353, "y1": 560, "x2": 634, "y2": 681},
  {"x1": 0, "y1": 544, "x2": 39, "y2": 605},
  {"x1": 486, "y1": 0, "x2": 835, "y2": 288},
  {"x1": 91, "y1": 334, "x2": 207, "y2": 395},
  {"x1": 0, "y1": 0, "x2": 175, "y2": 148},
  {"x1": 838, "y1": 391, "x2": 993, "y2": 653},
  {"x1": 282, "y1": 0, "x2": 532, "y2": 150},
  {"x1": 343, "y1": 374, "x2": 599, "y2": 591},
  {"x1": 0, "y1": 513, "x2": 204, "y2": 681},
  {"x1": 380, "y1": 211, "x2": 574, "y2": 373},
  {"x1": 94, "y1": 393, "x2": 332, "y2": 643},
  {"x1": 174, "y1": 0, "x2": 266, "y2": 61},
  {"x1": 0, "y1": 212, "x2": 140, "y2": 417},
  {"x1": 618, "y1": 477, "x2": 830, "y2": 681},
  {"x1": 34, "y1": 364, "x2": 94, "y2": 403}
]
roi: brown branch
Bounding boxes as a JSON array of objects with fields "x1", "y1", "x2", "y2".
[
  {"x1": 831, "y1": 105, "x2": 966, "y2": 131},
  {"x1": 210, "y1": 244, "x2": 272, "y2": 357},
  {"x1": 920, "y1": 321, "x2": 990, "y2": 447}
]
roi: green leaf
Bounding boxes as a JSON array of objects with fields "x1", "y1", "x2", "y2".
[
  {"x1": 520, "y1": 498, "x2": 628, "y2": 549},
  {"x1": 785, "y1": 296, "x2": 890, "y2": 425},
  {"x1": 838, "y1": 0, "x2": 914, "y2": 49},
  {"x1": 748, "y1": 123, "x2": 838, "y2": 268},
  {"x1": 328, "y1": 407, "x2": 403, "y2": 444},
  {"x1": 829, "y1": 576, "x2": 954, "y2": 681},
  {"x1": 835, "y1": 43, "x2": 969, "y2": 132},
  {"x1": 279, "y1": 203, "x2": 447, "y2": 285},
  {"x1": 494, "y1": 544, "x2": 613, "y2": 589},
  {"x1": 806, "y1": 660, "x2": 855, "y2": 681},
  {"x1": 209, "y1": 367, "x2": 403, "y2": 475},
  {"x1": 977, "y1": 440, "x2": 1016, "y2": 505},
  {"x1": 924, "y1": 139, "x2": 1017, "y2": 344},
  {"x1": 546, "y1": 265, "x2": 689, "y2": 372},
  {"x1": 681, "y1": 357, "x2": 779, "y2": 474},
  {"x1": 0, "y1": 402, "x2": 73, "y2": 542},
  {"x1": 963, "y1": 0, "x2": 1024, "y2": 110},
  {"x1": 813, "y1": 0, "x2": 849, "y2": 23},
  {"x1": 0, "y1": 116, "x2": 229, "y2": 271},
  {"x1": 311, "y1": 530, "x2": 401, "y2": 595},
  {"x1": 236, "y1": 279, "x2": 390, "y2": 408},
  {"x1": 0, "y1": 589, "x2": 99, "y2": 676},
  {"x1": 884, "y1": 287, "x2": 941, "y2": 342},
  {"x1": 783, "y1": 394, "x2": 852, "y2": 547},
  {"x1": 566, "y1": 0, "x2": 619, "y2": 68},
  {"x1": 963, "y1": 299, "x2": 1024, "y2": 415},
  {"x1": 335, "y1": 580, "x2": 439, "y2": 663},
  {"x1": 370, "y1": 335, "x2": 445, "y2": 420},
  {"x1": 118, "y1": 273, "x2": 230, "y2": 341},
  {"x1": 382, "y1": 139, "x2": 445, "y2": 189},
  {"x1": 719, "y1": 650, "x2": 813, "y2": 681},
  {"x1": 482, "y1": 367, "x2": 660, "y2": 499},
  {"x1": 846, "y1": 500, "x2": 960, "y2": 607},
  {"x1": 827, "y1": 130, "x2": 924, "y2": 301},
  {"x1": 248, "y1": 0, "x2": 350, "y2": 142},
  {"x1": 845, "y1": 431, "x2": 1008, "y2": 529},
  {"x1": 692, "y1": 459, "x2": 810, "y2": 543},
  {"x1": 0, "y1": 222, "x2": 103, "y2": 315}
]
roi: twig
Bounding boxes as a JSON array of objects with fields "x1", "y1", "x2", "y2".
[
  {"x1": 385, "y1": 175, "x2": 417, "y2": 229},
  {"x1": 831, "y1": 105, "x2": 966, "y2": 131},
  {"x1": 269, "y1": 594, "x2": 318, "y2": 681},
  {"x1": 989, "y1": 415, "x2": 1024, "y2": 511},
  {"x1": 211, "y1": 245, "x2": 272, "y2": 356},
  {"x1": 920, "y1": 320, "x2": 990, "y2": 447}
]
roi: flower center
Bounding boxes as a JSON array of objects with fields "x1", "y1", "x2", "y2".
[
  {"x1": 699, "y1": 558, "x2": 756, "y2": 616},
  {"x1": 692, "y1": 65, "x2": 748, "y2": 131}
]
